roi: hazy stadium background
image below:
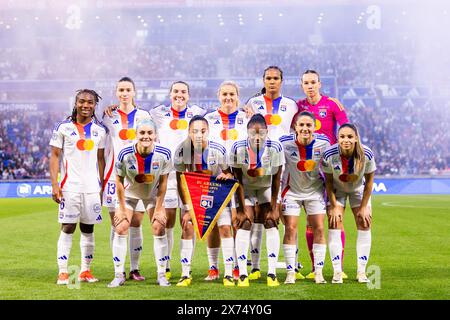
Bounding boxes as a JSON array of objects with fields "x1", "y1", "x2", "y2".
[{"x1": 0, "y1": 0, "x2": 449, "y2": 300}]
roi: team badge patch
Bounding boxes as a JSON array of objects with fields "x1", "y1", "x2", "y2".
[
  {"x1": 152, "y1": 162, "x2": 160, "y2": 170},
  {"x1": 200, "y1": 195, "x2": 214, "y2": 209},
  {"x1": 319, "y1": 109, "x2": 327, "y2": 118},
  {"x1": 280, "y1": 105, "x2": 287, "y2": 112}
]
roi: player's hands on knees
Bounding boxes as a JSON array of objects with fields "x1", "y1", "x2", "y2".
[
  {"x1": 265, "y1": 209, "x2": 279, "y2": 225},
  {"x1": 104, "y1": 104, "x2": 118, "y2": 117},
  {"x1": 235, "y1": 210, "x2": 247, "y2": 229},
  {"x1": 52, "y1": 185, "x2": 62, "y2": 203},
  {"x1": 328, "y1": 207, "x2": 342, "y2": 229},
  {"x1": 356, "y1": 205, "x2": 372, "y2": 228},
  {"x1": 114, "y1": 209, "x2": 128, "y2": 227},
  {"x1": 181, "y1": 212, "x2": 192, "y2": 229},
  {"x1": 152, "y1": 209, "x2": 167, "y2": 226}
]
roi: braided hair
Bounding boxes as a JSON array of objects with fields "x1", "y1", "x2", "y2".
[{"x1": 69, "y1": 89, "x2": 102, "y2": 122}]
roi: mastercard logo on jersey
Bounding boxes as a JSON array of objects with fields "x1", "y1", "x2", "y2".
[
  {"x1": 135, "y1": 174, "x2": 154, "y2": 184},
  {"x1": 264, "y1": 114, "x2": 282, "y2": 126},
  {"x1": 297, "y1": 160, "x2": 316, "y2": 172},
  {"x1": 339, "y1": 173, "x2": 358, "y2": 183},
  {"x1": 247, "y1": 167, "x2": 265, "y2": 177},
  {"x1": 119, "y1": 128, "x2": 136, "y2": 140},
  {"x1": 170, "y1": 119, "x2": 188, "y2": 130},
  {"x1": 76, "y1": 139, "x2": 94, "y2": 151},
  {"x1": 220, "y1": 128, "x2": 239, "y2": 141}
]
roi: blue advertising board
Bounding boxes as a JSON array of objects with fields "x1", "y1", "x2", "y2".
[{"x1": 1, "y1": 178, "x2": 450, "y2": 198}]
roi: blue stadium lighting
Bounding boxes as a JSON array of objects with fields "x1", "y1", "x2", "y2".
[
  {"x1": 197, "y1": 14, "x2": 202, "y2": 18},
  {"x1": 177, "y1": 14, "x2": 182, "y2": 19},
  {"x1": 278, "y1": 13, "x2": 283, "y2": 17},
  {"x1": 137, "y1": 15, "x2": 141, "y2": 19},
  {"x1": 217, "y1": 14, "x2": 222, "y2": 18},
  {"x1": 117, "y1": 15, "x2": 121, "y2": 19}
]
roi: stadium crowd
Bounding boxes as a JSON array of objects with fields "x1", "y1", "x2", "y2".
[{"x1": 1, "y1": 42, "x2": 414, "y2": 87}]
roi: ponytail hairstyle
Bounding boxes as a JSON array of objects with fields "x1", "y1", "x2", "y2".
[
  {"x1": 117, "y1": 76, "x2": 136, "y2": 107},
  {"x1": 301, "y1": 69, "x2": 321, "y2": 82},
  {"x1": 291, "y1": 111, "x2": 316, "y2": 131},
  {"x1": 69, "y1": 89, "x2": 102, "y2": 122},
  {"x1": 338, "y1": 123, "x2": 365, "y2": 174},
  {"x1": 264, "y1": 65, "x2": 283, "y2": 81},
  {"x1": 258, "y1": 65, "x2": 283, "y2": 97}
]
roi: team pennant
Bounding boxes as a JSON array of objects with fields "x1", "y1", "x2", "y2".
[{"x1": 180, "y1": 172, "x2": 239, "y2": 240}]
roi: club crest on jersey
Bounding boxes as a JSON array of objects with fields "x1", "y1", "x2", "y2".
[
  {"x1": 237, "y1": 117, "x2": 244, "y2": 125},
  {"x1": 200, "y1": 195, "x2": 213, "y2": 209},
  {"x1": 314, "y1": 148, "x2": 321, "y2": 156},
  {"x1": 319, "y1": 109, "x2": 327, "y2": 118},
  {"x1": 208, "y1": 159, "x2": 216, "y2": 166},
  {"x1": 152, "y1": 162, "x2": 160, "y2": 170},
  {"x1": 187, "y1": 112, "x2": 193, "y2": 118},
  {"x1": 92, "y1": 131, "x2": 98, "y2": 137},
  {"x1": 280, "y1": 105, "x2": 287, "y2": 112}
]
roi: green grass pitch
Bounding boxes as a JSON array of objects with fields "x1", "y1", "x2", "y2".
[{"x1": 0, "y1": 195, "x2": 449, "y2": 300}]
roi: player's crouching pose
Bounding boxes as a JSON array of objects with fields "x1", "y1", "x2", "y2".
[
  {"x1": 108, "y1": 118, "x2": 172, "y2": 287},
  {"x1": 174, "y1": 115, "x2": 235, "y2": 287},
  {"x1": 279, "y1": 111, "x2": 330, "y2": 284},
  {"x1": 231, "y1": 114, "x2": 285, "y2": 287},
  {"x1": 322, "y1": 123, "x2": 376, "y2": 284},
  {"x1": 50, "y1": 89, "x2": 106, "y2": 285}
]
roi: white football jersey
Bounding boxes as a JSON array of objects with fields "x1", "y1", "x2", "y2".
[
  {"x1": 150, "y1": 104, "x2": 206, "y2": 156},
  {"x1": 174, "y1": 140, "x2": 228, "y2": 176},
  {"x1": 279, "y1": 133, "x2": 330, "y2": 200},
  {"x1": 115, "y1": 143, "x2": 172, "y2": 200},
  {"x1": 229, "y1": 138, "x2": 285, "y2": 189},
  {"x1": 50, "y1": 119, "x2": 107, "y2": 193},
  {"x1": 321, "y1": 143, "x2": 376, "y2": 193},
  {"x1": 247, "y1": 94, "x2": 297, "y2": 141},
  {"x1": 204, "y1": 109, "x2": 248, "y2": 155},
  {"x1": 102, "y1": 108, "x2": 152, "y2": 183}
]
